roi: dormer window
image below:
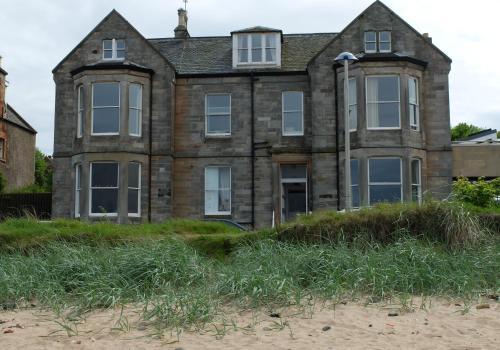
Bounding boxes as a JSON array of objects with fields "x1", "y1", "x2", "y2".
[
  {"x1": 364, "y1": 31, "x2": 391, "y2": 53},
  {"x1": 232, "y1": 29, "x2": 281, "y2": 68},
  {"x1": 103, "y1": 39, "x2": 126, "y2": 60}
]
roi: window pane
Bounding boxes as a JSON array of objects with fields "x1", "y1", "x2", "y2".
[
  {"x1": 377, "y1": 77, "x2": 399, "y2": 101},
  {"x1": 103, "y1": 50, "x2": 113, "y2": 59},
  {"x1": 378, "y1": 103, "x2": 400, "y2": 127},
  {"x1": 412, "y1": 185, "x2": 420, "y2": 202},
  {"x1": 408, "y1": 78, "x2": 417, "y2": 104},
  {"x1": 116, "y1": 39, "x2": 126, "y2": 50},
  {"x1": 91, "y1": 163, "x2": 118, "y2": 187},
  {"x1": 365, "y1": 31, "x2": 376, "y2": 42},
  {"x1": 379, "y1": 31, "x2": 391, "y2": 42},
  {"x1": 0, "y1": 139, "x2": 4, "y2": 159},
  {"x1": 219, "y1": 189, "x2": 231, "y2": 212},
  {"x1": 411, "y1": 159, "x2": 420, "y2": 184},
  {"x1": 238, "y1": 35, "x2": 248, "y2": 49},
  {"x1": 128, "y1": 189, "x2": 139, "y2": 214},
  {"x1": 379, "y1": 42, "x2": 391, "y2": 52},
  {"x1": 103, "y1": 40, "x2": 113, "y2": 50},
  {"x1": 78, "y1": 86, "x2": 84, "y2": 109},
  {"x1": 207, "y1": 95, "x2": 230, "y2": 114},
  {"x1": 116, "y1": 50, "x2": 125, "y2": 59},
  {"x1": 369, "y1": 158, "x2": 401, "y2": 183},
  {"x1": 205, "y1": 190, "x2": 218, "y2": 213},
  {"x1": 370, "y1": 185, "x2": 401, "y2": 204},
  {"x1": 205, "y1": 168, "x2": 218, "y2": 190},
  {"x1": 365, "y1": 42, "x2": 376, "y2": 52},
  {"x1": 266, "y1": 48, "x2": 276, "y2": 62},
  {"x1": 129, "y1": 84, "x2": 142, "y2": 109},
  {"x1": 283, "y1": 92, "x2": 302, "y2": 111},
  {"x1": 93, "y1": 83, "x2": 120, "y2": 107},
  {"x1": 350, "y1": 159, "x2": 359, "y2": 186},
  {"x1": 128, "y1": 162, "x2": 140, "y2": 188},
  {"x1": 129, "y1": 109, "x2": 140, "y2": 135},
  {"x1": 352, "y1": 186, "x2": 360, "y2": 208},
  {"x1": 410, "y1": 106, "x2": 418, "y2": 127},
  {"x1": 207, "y1": 115, "x2": 230, "y2": 134},
  {"x1": 251, "y1": 34, "x2": 262, "y2": 48},
  {"x1": 281, "y1": 165, "x2": 307, "y2": 179},
  {"x1": 239, "y1": 49, "x2": 248, "y2": 63},
  {"x1": 218, "y1": 167, "x2": 230, "y2": 189},
  {"x1": 283, "y1": 112, "x2": 303, "y2": 134},
  {"x1": 93, "y1": 107, "x2": 119, "y2": 133},
  {"x1": 92, "y1": 189, "x2": 118, "y2": 213},
  {"x1": 252, "y1": 48, "x2": 262, "y2": 62},
  {"x1": 265, "y1": 35, "x2": 276, "y2": 48}
]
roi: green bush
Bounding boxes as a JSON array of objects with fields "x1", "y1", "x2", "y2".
[
  {"x1": 453, "y1": 177, "x2": 498, "y2": 208},
  {"x1": 277, "y1": 201, "x2": 484, "y2": 247}
]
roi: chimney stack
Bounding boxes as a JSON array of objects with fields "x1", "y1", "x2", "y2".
[{"x1": 174, "y1": 8, "x2": 190, "y2": 39}]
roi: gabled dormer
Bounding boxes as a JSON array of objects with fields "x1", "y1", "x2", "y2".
[{"x1": 231, "y1": 26, "x2": 282, "y2": 68}]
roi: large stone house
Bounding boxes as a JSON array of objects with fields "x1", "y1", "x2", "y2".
[
  {"x1": 0, "y1": 61, "x2": 37, "y2": 191},
  {"x1": 52, "y1": 1, "x2": 452, "y2": 227}
]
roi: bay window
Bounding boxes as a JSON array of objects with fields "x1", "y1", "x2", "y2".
[
  {"x1": 206, "y1": 94, "x2": 231, "y2": 136},
  {"x1": 351, "y1": 159, "x2": 360, "y2": 208},
  {"x1": 411, "y1": 158, "x2": 422, "y2": 203},
  {"x1": 368, "y1": 158, "x2": 402, "y2": 204},
  {"x1": 75, "y1": 164, "x2": 81, "y2": 217},
  {"x1": 282, "y1": 91, "x2": 304, "y2": 136},
  {"x1": 77, "y1": 85, "x2": 84, "y2": 138},
  {"x1": 129, "y1": 84, "x2": 142, "y2": 136},
  {"x1": 409, "y1": 77, "x2": 419, "y2": 130},
  {"x1": 92, "y1": 82, "x2": 120, "y2": 135},
  {"x1": 0, "y1": 138, "x2": 5, "y2": 160},
  {"x1": 205, "y1": 167, "x2": 231, "y2": 215},
  {"x1": 366, "y1": 76, "x2": 400, "y2": 129},
  {"x1": 128, "y1": 162, "x2": 141, "y2": 216},
  {"x1": 90, "y1": 162, "x2": 119, "y2": 216}
]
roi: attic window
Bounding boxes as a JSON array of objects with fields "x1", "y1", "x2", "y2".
[
  {"x1": 234, "y1": 33, "x2": 280, "y2": 66},
  {"x1": 102, "y1": 39, "x2": 126, "y2": 60},
  {"x1": 364, "y1": 31, "x2": 391, "y2": 53}
]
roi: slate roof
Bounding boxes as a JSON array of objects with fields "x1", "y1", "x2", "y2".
[
  {"x1": 457, "y1": 129, "x2": 498, "y2": 142},
  {"x1": 148, "y1": 33, "x2": 337, "y2": 75},
  {"x1": 3, "y1": 104, "x2": 37, "y2": 134}
]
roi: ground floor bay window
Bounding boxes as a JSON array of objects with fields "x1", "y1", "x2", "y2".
[
  {"x1": 368, "y1": 158, "x2": 402, "y2": 205},
  {"x1": 205, "y1": 167, "x2": 231, "y2": 215},
  {"x1": 128, "y1": 162, "x2": 141, "y2": 217},
  {"x1": 89, "y1": 162, "x2": 119, "y2": 216},
  {"x1": 411, "y1": 158, "x2": 422, "y2": 203}
]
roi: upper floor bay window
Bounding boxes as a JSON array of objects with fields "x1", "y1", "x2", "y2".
[
  {"x1": 92, "y1": 82, "x2": 120, "y2": 135},
  {"x1": 348, "y1": 78, "x2": 357, "y2": 131},
  {"x1": 366, "y1": 76, "x2": 400, "y2": 129},
  {"x1": 233, "y1": 32, "x2": 281, "y2": 67},
  {"x1": 129, "y1": 84, "x2": 142, "y2": 136},
  {"x1": 408, "y1": 77, "x2": 419, "y2": 131},
  {"x1": 103, "y1": 39, "x2": 126, "y2": 60},
  {"x1": 411, "y1": 158, "x2": 422, "y2": 203},
  {"x1": 368, "y1": 157, "x2": 402, "y2": 204},
  {"x1": 364, "y1": 31, "x2": 392, "y2": 53},
  {"x1": 206, "y1": 94, "x2": 231, "y2": 136},
  {"x1": 128, "y1": 162, "x2": 141, "y2": 217},
  {"x1": 205, "y1": 167, "x2": 231, "y2": 215},
  {"x1": 89, "y1": 162, "x2": 119, "y2": 216},
  {"x1": 351, "y1": 159, "x2": 360, "y2": 208},
  {"x1": 77, "y1": 85, "x2": 84, "y2": 138},
  {"x1": 282, "y1": 91, "x2": 304, "y2": 136}
]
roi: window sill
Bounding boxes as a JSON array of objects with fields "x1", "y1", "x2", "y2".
[
  {"x1": 205, "y1": 134, "x2": 231, "y2": 138},
  {"x1": 366, "y1": 127, "x2": 401, "y2": 131},
  {"x1": 89, "y1": 213, "x2": 118, "y2": 217},
  {"x1": 205, "y1": 213, "x2": 231, "y2": 217},
  {"x1": 282, "y1": 133, "x2": 304, "y2": 137},
  {"x1": 90, "y1": 133, "x2": 120, "y2": 136}
]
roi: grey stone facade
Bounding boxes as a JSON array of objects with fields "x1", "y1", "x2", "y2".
[{"x1": 52, "y1": 1, "x2": 452, "y2": 227}]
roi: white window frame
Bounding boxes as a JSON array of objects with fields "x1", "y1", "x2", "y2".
[
  {"x1": 282, "y1": 91, "x2": 304, "y2": 136},
  {"x1": 89, "y1": 162, "x2": 119, "y2": 217},
  {"x1": 0, "y1": 138, "x2": 5, "y2": 161},
  {"x1": 205, "y1": 93, "x2": 232, "y2": 137},
  {"x1": 280, "y1": 164, "x2": 308, "y2": 223},
  {"x1": 364, "y1": 31, "x2": 377, "y2": 53},
  {"x1": 204, "y1": 166, "x2": 232, "y2": 216},
  {"x1": 233, "y1": 33, "x2": 281, "y2": 67},
  {"x1": 350, "y1": 159, "x2": 360, "y2": 209},
  {"x1": 365, "y1": 75, "x2": 401, "y2": 130},
  {"x1": 91, "y1": 82, "x2": 121, "y2": 136},
  {"x1": 128, "y1": 83, "x2": 142, "y2": 137},
  {"x1": 75, "y1": 164, "x2": 81, "y2": 218},
  {"x1": 128, "y1": 162, "x2": 141, "y2": 217},
  {"x1": 411, "y1": 158, "x2": 422, "y2": 204},
  {"x1": 102, "y1": 39, "x2": 126, "y2": 61},
  {"x1": 348, "y1": 78, "x2": 357, "y2": 132},
  {"x1": 379, "y1": 31, "x2": 392, "y2": 53},
  {"x1": 367, "y1": 157, "x2": 403, "y2": 206},
  {"x1": 77, "y1": 85, "x2": 84, "y2": 138},
  {"x1": 408, "y1": 77, "x2": 420, "y2": 131}
]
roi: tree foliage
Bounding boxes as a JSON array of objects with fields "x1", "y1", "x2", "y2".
[
  {"x1": 34, "y1": 149, "x2": 52, "y2": 192},
  {"x1": 453, "y1": 177, "x2": 499, "y2": 208},
  {"x1": 451, "y1": 123, "x2": 483, "y2": 141}
]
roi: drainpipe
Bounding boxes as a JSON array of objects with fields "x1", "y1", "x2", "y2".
[
  {"x1": 333, "y1": 66, "x2": 341, "y2": 210},
  {"x1": 148, "y1": 76, "x2": 153, "y2": 222},
  {"x1": 250, "y1": 73, "x2": 257, "y2": 228}
]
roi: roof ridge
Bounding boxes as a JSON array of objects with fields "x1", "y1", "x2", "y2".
[{"x1": 148, "y1": 32, "x2": 337, "y2": 41}]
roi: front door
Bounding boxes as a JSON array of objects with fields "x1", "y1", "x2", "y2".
[{"x1": 280, "y1": 164, "x2": 308, "y2": 222}]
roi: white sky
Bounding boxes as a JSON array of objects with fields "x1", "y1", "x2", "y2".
[{"x1": 0, "y1": 0, "x2": 499, "y2": 154}]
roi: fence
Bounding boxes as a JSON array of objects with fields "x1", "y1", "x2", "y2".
[{"x1": 0, "y1": 193, "x2": 52, "y2": 220}]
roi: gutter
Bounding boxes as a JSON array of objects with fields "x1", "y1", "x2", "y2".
[{"x1": 333, "y1": 66, "x2": 341, "y2": 210}]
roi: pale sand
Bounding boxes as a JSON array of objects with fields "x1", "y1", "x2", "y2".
[{"x1": 1, "y1": 299, "x2": 498, "y2": 350}]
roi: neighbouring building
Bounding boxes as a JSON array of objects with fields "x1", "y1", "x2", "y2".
[
  {"x1": 52, "y1": 1, "x2": 452, "y2": 227},
  {"x1": 453, "y1": 129, "x2": 500, "y2": 179},
  {"x1": 0, "y1": 59, "x2": 37, "y2": 191}
]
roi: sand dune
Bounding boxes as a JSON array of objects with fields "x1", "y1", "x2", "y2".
[{"x1": 1, "y1": 298, "x2": 498, "y2": 350}]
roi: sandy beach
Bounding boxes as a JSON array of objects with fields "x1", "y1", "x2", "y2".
[{"x1": 1, "y1": 298, "x2": 498, "y2": 350}]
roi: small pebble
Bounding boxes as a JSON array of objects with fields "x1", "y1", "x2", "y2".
[
  {"x1": 369, "y1": 324, "x2": 372, "y2": 327},
  {"x1": 388, "y1": 312, "x2": 399, "y2": 317},
  {"x1": 322, "y1": 326, "x2": 331, "y2": 331},
  {"x1": 3, "y1": 329, "x2": 14, "y2": 334}
]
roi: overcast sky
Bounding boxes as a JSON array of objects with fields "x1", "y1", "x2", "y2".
[{"x1": 1, "y1": 0, "x2": 499, "y2": 154}]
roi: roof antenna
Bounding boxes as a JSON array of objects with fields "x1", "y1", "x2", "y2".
[{"x1": 183, "y1": 0, "x2": 188, "y2": 11}]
